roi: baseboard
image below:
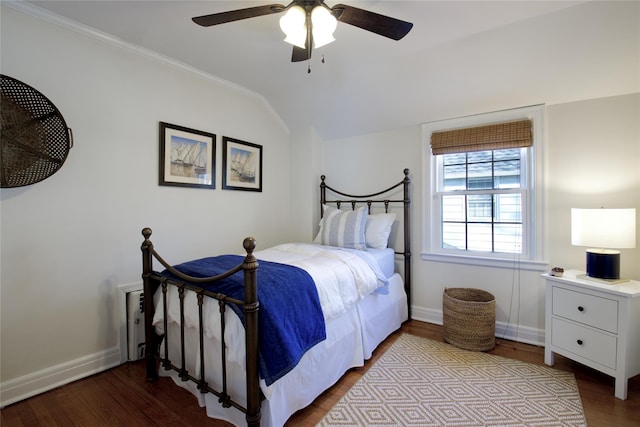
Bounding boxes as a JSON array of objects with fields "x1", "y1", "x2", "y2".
[
  {"x1": 0, "y1": 346, "x2": 121, "y2": 408},
  {"x1": 411, "y1": 305, "x2": 443, "y2": 325},
  {"x1": 495, "y1": 322, "x2": 544, "y2": 346},
  {"x1": 410, "y1": 304, "x2": 545, "y2": 347}
]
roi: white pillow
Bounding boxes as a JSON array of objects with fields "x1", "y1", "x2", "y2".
[
  {"x1": 314, "y1": 204, "x2": 336, "y2": 244},
  {"x1": 365, "y1": 213, "x2": 396, "y2": 249},
  {"x1": 314, "y1": 205, "x2": 367, "y2": 250}
]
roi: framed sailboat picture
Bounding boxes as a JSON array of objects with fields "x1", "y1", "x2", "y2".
[
  {"x1": 222, "y1": 137, "x2": 262, "y2": 192},
  {"x1": 159, "y1": 122, "x2": 216, "y2": 189}
]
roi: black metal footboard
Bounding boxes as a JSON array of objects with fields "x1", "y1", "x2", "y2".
[{"x1": 140, "y1": 228, "x2": 261, "y2": 427}]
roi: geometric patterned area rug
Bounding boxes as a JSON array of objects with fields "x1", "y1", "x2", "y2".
[{"x1": 316, "y1": 334, "x2": 586, "y2": 427}]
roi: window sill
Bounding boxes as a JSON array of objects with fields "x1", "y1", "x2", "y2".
[{"x1": 421, "y1": 251, "x2": 549, "y2": 271}]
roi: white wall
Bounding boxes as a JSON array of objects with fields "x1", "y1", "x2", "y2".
[
  {"x1": 0, "y1": 6, "x2": 294, "y2": 404},
  {"x1": 289, "y1": 128, "x2": 324, "y2": 240},
  {"x1": 322, "y1": 93, "x2": 640, "y2": 344}
]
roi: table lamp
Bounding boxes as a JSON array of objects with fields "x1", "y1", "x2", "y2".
[{"x1": 571, "y1": 208, "x2": 636, "y2": 283}]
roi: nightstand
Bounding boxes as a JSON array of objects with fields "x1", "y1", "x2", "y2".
[{"x1": 543, "y1": 270, "x2": 640, "y2": 400}]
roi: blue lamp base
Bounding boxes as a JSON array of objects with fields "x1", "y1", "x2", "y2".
[{"x1": 586, "y1": 249, "x2": 620, "y2": 280}]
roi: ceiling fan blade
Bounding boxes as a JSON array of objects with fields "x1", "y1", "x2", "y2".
[
  {"x1": 291, "y1": 28, "x2": 312, "y2": 62},
  {"x1": 331, "y1": 4, "x2": 413, "y2": 40},
  {"x1": 193, "y1": 4, "x2": 286, "y2": 27},
  {"x1": 291, "y1": 45, "x2": 311, "y2": 62}
]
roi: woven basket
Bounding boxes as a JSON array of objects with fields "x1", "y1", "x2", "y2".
[{"x1": 443, "y1": 288, "x2": 496, "y2": 351}]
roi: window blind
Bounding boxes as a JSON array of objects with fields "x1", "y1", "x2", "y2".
[{"x1": 430, "y1": 119, "x2": 532, "y2": 155}]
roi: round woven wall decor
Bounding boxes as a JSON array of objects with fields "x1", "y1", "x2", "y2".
[{"x1": 1, "y1": 74, "x2": 73, "y2": 188}]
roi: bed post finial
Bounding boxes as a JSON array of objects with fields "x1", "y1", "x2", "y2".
[
  {"x1": 142, "y1": 227, "x2": 152, "y2": 240},
  {"x1": 243, "y1": 237, "x2": 256, "y2": 256},
  {"x1": 404, "y1": 168, "x2": 410, "y2": 177}
]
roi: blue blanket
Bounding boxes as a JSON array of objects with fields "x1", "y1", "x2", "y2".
[{"x1": 160, "y1": 255, "x2": 326, "y2": 386}]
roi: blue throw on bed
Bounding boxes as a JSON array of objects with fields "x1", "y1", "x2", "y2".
[{"x1": 160, "y1": 255, "x2": 326, "y2": 386}]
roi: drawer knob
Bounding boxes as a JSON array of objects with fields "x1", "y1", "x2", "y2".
[
  {"x1": 578, "y1": 306, "x2": 584, "y2": 312},
  {"x1": 577, "y1": 339, "x2": 583, "y2": 346}
]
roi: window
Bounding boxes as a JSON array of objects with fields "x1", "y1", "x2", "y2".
[
  {"x1": 422, "y1": 106, "x2": 546, "y2": 270},
  {"x1": 439, "y1": 148, "x2": 525, "y2": 254}
]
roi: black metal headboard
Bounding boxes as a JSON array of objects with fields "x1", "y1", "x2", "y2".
[{"x1": 319, "y1": 168, "x2": 411, "y2": 319}]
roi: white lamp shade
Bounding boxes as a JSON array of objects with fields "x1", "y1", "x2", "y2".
[
  {"x1": 280, "y1": 5, "x2": 307, "y2": 48},
  {"x1": 571, "y1": 208, "x2": 636, "y2": 249},
  {"x1": 311, "y1": 6, "x2": 337, "y2": 48}
]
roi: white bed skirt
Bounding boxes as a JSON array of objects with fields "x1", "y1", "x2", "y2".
[{"x1": 159, "y1": 273, "x2": 407, "y2": 427}]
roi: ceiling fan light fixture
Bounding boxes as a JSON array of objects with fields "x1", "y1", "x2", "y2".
[
  {"x1": 280, "y1": 5, "x2": 307, "y2": 48},
  {"x1": 192, "y1": 2, "x2": 414, "y2": 64},
  {"x1": 311, "y1": 5, "x2": 337, "y2": 48}
]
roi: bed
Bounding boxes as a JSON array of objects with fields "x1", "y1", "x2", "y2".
[{"x1": 141, "y1": 169, "x2": 411, "y2": 427}]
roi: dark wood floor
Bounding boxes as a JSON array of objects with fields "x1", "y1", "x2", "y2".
[{"x1": 2, "y1": 320, "x2": 638, "y2": 426}]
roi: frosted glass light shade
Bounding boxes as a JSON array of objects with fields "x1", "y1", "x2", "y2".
[
  {"x1": 280, "y1": 5, "x2": 307, "y2": 48},
  {"x1": 311, "y1": 6, "x2": 337, "y2": 48},
  {"x1": 571, "y1": 208, "x2": 636, "y2": 249}
]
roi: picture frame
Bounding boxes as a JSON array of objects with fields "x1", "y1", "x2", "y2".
[
  {"x1": 159, "y1": 122, "x2": 216, "y2": 189},
  {"x1": 222, "y1": 137, "x2": 263, "y2": 192}
]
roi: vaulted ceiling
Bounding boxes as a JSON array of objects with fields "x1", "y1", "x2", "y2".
[{"x1": 17, "y1": 1, "x2": 640, "y2": 139}]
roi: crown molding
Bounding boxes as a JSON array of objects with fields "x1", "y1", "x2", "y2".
[{"x1": 2, "y1": 1, "x2": 290, "y2": 135}]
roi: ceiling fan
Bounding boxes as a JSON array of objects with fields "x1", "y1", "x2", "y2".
[{"x1": 192, "y1": 1, "x2": 413, "y2": 63}]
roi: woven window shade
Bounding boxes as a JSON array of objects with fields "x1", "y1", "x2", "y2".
[{"x1": 431, "y1": 119, "x2": 532, "y2": 155}]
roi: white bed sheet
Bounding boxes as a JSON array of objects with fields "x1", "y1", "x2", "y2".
[{"x1": 366, "y1": 247, "x2": 396, "y2": 279}]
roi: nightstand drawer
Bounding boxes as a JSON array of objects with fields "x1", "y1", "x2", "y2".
[
  {"x1": 551, "y1": 317, "x2": 617, "y2": 369},
  {"x1": 552, "y1": 286, "x2": 618, "y2": 333}
]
